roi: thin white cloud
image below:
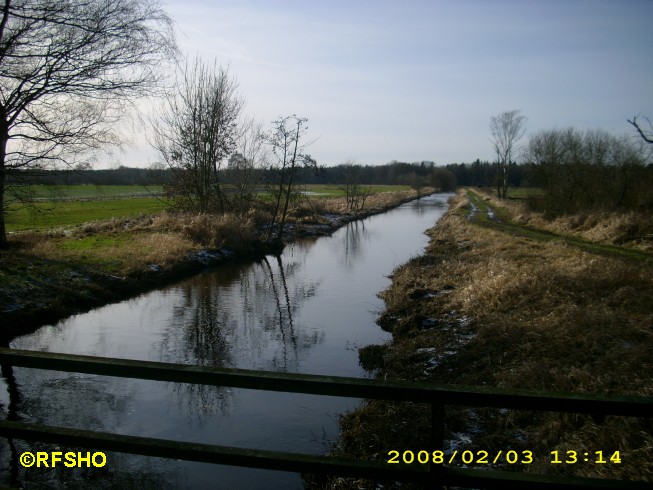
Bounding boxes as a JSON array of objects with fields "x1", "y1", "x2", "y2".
[{"x1": 110, "y1": 0, "x2": 653, "y2": 168}]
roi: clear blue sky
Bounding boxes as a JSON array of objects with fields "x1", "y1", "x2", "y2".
[{"x1": 117, "y1": 0, "x2": 653, "y2": 168}]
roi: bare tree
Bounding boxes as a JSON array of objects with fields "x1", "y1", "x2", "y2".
[
  {"x1": 490, "y1": 110, "x2": 527, "y2": 199},
  {"x1": 338, "y1": 161, "x2": 371, "y2": 212},
  {"x1": 525, "y1": 127, "x2": 650, "y2": 214},
  {"x1": 151, "y1": 58, "x2": 244, "y2": 213},
  {"x1": 0, "y1": 0, "x2": 176, "y2": 248},
  {"x1": 224, "y1": 118, "x2": 267, "y2": 215},
  {"x1": 404, "y1": 171, "x2": 428, "y2": 197},
  {"x1": 265, "y1": 115, "x2": 316, "y2": 243},
  {"x1": 628, "y1": 115, "x2": 653, "y2": 144}
]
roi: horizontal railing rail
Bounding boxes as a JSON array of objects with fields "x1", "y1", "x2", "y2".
[
  {"x1": 0, "y1": 347, "x2": 650, "y2": 489},
  {"x1": 0, "y1": 348, "x2": 649, "y2": 414}
]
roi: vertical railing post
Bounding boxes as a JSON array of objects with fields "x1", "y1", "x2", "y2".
[{"x1": 429, "y1": 400, "x2": 445, "y2": 489}]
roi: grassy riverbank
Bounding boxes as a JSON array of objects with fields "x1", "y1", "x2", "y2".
[
  {"x1": 3, "y1": 184, "x2": 413, "y2": 232},
  {"x1": 321, "y1": 189, "x2": 652, "y2": 488},
  {"x1": 0, "y1": 188, "x2": 426, "y2": 339}
]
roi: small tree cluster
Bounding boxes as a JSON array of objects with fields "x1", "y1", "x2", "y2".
[
  {"x1": 525, "y1": 128, "x2": 651, "y2": 215},
  {"x1": 264, "y1": 115, "x2": 316, "y2": 242},
  {"x1": 430, "y1": 167, "x2": 456, "y2": 191},
  {"x1": 338, "y1": 162, "x2": 371, "y2": 212},
  {"x1": 150, "y1": 62, "x2": 320, "y2": 239},
  {"x1": 223, "y1": 119, "x2": 267, "y2": 216},
  {"x1": 151, "y1": 59, "x2": 244, "y2": 214},
  {"x1": 401, "y1": 171, "x2": 429, "y2": 196}
]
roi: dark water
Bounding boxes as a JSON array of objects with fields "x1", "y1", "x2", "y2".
[{"x1": 1, "y1": 193, "x2": 452, "y2": 489}]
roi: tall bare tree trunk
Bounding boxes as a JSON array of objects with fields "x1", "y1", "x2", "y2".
[
  {"x1": 0, "y1": 128, "x2": 9, "y2": 249},
  {"x1": 277, "y1": 144, "x2": 299, "y2": 242}
]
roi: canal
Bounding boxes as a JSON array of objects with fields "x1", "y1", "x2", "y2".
[{"x1": 1, "y1": 193, "x2": 452, "y2": 489}]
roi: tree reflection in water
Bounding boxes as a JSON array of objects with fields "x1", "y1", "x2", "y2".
[
  {"x1": 0, "y1": 194, "x2": 454, "y2": 488},
  {"x1": 412, "y1": 196, "x2": 429, "y2": 216},
  {"x1": 158, "y1": 252, "x2": 323, "y2": 419},
  {"x1": 341, "y1": 220, "x2": 371, "y2": 267},
  {"x1": 0, "y1": 354, "x2": 182, "y2": 488},
  {"x1": 0, "y1": 338, "x2": 21, "y2": 486}
]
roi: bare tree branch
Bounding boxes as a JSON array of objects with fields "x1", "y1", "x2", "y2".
[
  {"x1": 490, "y1": 109, "x2": 527, "y2": 199},
  {"x1": 265, "y1": 115, "x2": 316, "y2": 243},
  {"x1": 628, "y1": 115, "x2": 653, "y2": 144},
  {"x1": 149, "y1": 57, "x2": 244, "y2": 214},
  {"x1": 0, "y1": 0, "x2": 177, "y2": 248}
]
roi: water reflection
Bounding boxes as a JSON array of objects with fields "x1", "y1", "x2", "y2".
[
  {"x1": 340, "y1": 220, "x2": 372, "y2": 267},
  {"x1": 3, "y1": 193, "x2": 453, "y2": 489},
  {"x1": 0, "y1": 343, "x2": 21, "y2": 486},
  {"x1": 157, "y1": 254, "x2": 322, "y2": 371},
  {"x1": 155, "y1": 253, "x2": 324, "y2": 422},
  {"x1": 0, "y1": 367, "x2": 182, "y2": 488},
  {"x1": 262, "y1": 256, "x2": 300, "y2": 368}
]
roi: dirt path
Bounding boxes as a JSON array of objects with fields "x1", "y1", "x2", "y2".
[
  {"x1": 465, "y1": 190, "x2": 652, "y2": 263},
  {"x1": 326, "y1": 190, "x2": 653, "y2": 488}
]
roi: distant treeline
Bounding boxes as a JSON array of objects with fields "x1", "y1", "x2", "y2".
[
  {"x1": 7, "y1": 160, "x2": 492, "y2": 187},
  {"x1": 6, "y1": 166, "x2": 171, "y2": 187},
  {"x1": 10, "y1": 152, "x2": 653, "y2": 216}
]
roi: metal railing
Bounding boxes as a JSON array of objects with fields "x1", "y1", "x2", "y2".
[{"x1": 0, "y1": 347, "x2": 650, "y2": 489}]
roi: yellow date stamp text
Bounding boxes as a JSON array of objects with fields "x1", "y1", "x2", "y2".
[{"x1": 387, "y1": 450, "x2": 622, "y2": 465}]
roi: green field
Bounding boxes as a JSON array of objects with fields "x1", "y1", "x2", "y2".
[
  {"x1": 8, "y1": 184, "x2": 163, "y2": 201},
  {"x1": 5, "y1": 197, "x2": 171, "y2": 232},
  {"x1": 10, "y1": 184, "x2": 409, "y2": 201},
  {"x1": 4, "y1": 184, "x2": 412, "y2": 233},
  {"x1": 5, "y1": 185, "x2": 169, "y2": 232},
  {"x1": 301, "y1": 184, "x2": 411, "y2": 197}
]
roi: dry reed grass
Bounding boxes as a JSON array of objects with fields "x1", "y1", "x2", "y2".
[
  {"x1": 30, "y1": 232, "x2": 196, "y2": 274},
  {"x1": 16, "y1": 210, "x2": 258, "y2": 275},
  {"x1": 293, "y1": 190, "x2": 419, "y2": 217},
  {"x1": 522, "y1": 210, "x2": 653, "y2": 250},
  {"x1": 151, "y1": 212, "x2": 257, "y2": 251},
  {"x1": 471, "y1": 189, "x2": 653, "y2": 251},
  {"x1": 9, "y1": 190, "x2": 419, "y2": 283},
  {"x1": 333, "y1": 189, "x2": 653, "y2": 485}
]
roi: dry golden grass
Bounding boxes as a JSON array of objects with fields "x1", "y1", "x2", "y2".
[
  {"x1": 523, "y1": 210, "x2": 653, "y2": 250},
  {"x1": 412, "y1": 211, "x2": 651, "y2": 394},
  {"x1": 29, "y1": 231, "x2": 197, "y2": 275},
  {"x1": 8, "y1": 190, "x2": 420, "y2": 283},
  {"x1": 332, "y1": 189, "x2": 653, "y2": 485},
  {"x1": 471, "y1": 188, "x2": 653, "y2": 251},
  {"x1": 13, "y1": 210, "x2": 258, "y2": 276},
  {"x1": 292, "y1": 190, "x2": 421, "y2": 217},
  {"x1": 152, "y1": 212, "x2": 257, "y2": 251},
  {"x1": 129, "y1": 233, "x2": 197, "y2": 267}
]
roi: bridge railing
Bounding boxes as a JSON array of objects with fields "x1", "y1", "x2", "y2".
[{"x1": 0, "y1": 347, "x2": 650, "y2": 489}]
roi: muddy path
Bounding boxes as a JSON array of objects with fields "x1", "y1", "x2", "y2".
[{"x1": 465, "y1": 190, "x2": 652, "y2": 263}]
